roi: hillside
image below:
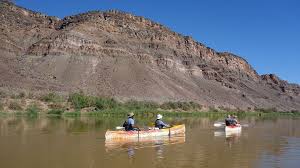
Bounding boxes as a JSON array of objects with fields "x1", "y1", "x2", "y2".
[{"x1": 0, "y1": 2, "x2": 299, "y2": 111}]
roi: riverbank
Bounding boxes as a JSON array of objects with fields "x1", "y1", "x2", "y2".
[{"x1": 0, "y1": 92, "x2": 299, "y2": 117}]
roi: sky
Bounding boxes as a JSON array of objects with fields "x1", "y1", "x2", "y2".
[{"x1": 15, "y1": 0, "x2": 300, "y2": 84}]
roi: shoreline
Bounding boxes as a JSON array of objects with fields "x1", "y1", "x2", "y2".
[{"x1": 0, "y1": 92, "x2": 299, "y2": 117}]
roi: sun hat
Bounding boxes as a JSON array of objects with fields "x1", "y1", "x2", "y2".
[
  {"x1": 157, "y1": 114, "x2": 163, "y2": 119},
  {"x1": 128, "y1": 112, "x2": 134, "y2": 117}
]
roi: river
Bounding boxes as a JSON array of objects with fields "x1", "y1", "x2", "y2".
[{"x1": 0, "y1": 115, "x2": 300, "y2": 168}]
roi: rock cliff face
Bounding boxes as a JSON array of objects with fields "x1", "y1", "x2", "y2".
[{"x1": 1, "y1": 2, "x2": 300, "y2": 111}]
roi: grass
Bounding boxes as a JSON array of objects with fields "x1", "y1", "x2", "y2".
[
  {"x1": 25, "y1": 104, "x2": 40, "y2": 117},
  {"x1": 48, "y1": 109, "x2": 65, "y2": 115}
]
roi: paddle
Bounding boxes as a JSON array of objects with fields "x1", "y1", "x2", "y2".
[
  {"x1": 240, "y1": 124, "x2": 249, "y2": 127},
  {"x1": 213, "y1": 122, "x2": 250, "y2": 128},
  {"x1": 214, "y1": 122, "x2": 225, "y2": 127},
  {"x1": 115, "y1": 126, "x2": 141, "y2": 131},
  {"x1": 116, "y1": 126, "x2": 125, "y2": 130}
]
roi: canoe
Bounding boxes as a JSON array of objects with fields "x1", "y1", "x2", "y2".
[
  {"x1": 105, "y1": 124, "x2": 185, "y2": 139},
  {"x1": 225, "y1": 124, "x2": 242, "y2": 132}
]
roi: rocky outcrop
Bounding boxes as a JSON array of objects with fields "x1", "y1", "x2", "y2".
[{"x1": 0, "y1": 2, "x2": 299, "y2": 111}]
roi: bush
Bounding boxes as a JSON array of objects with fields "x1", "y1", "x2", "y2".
[
  {"x1": 40, "y1": 93, "x2": 63, "y2": 103},
  {"x1": 255, "y1": 107, "x2": 278, "y2": 113},
  {"x1": 160, "y1": 102, "x2": 178, "y2": 110},
  {"x1": 95, "y1": 98, "x2": 119, "y2": 110},
  {"x1": 26, "y1": 104, "x2": 40, "y2": 116},
  {"x1": 8, "y1": 101, "x2": 23, "y2": 111},
  {"x1": 124, "y1": 100, "x2": 159, "y2": 110},
  {"x1": 0, "y1": 101, "x2": 3, "y2": 111},
  {"x1": 208, "y1": 106, "x2": 219, "y2": 112},
  {"x1": 18, "y1": 92, "x2": 26, "y2": 99},
  {"x1": 48, "y1": 109, "x2": 65, "y2": 115},
  {"x1": 68, "y1": 93, "x2": 96, "y2": 109},
  {"x1": 48, "y1": 102, "x2": 65, "y2": 110},
  {"x1": 160, "y1": 101, "x2": 202, "y2": 111}
]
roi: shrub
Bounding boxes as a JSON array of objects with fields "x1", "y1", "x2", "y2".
[
  {"x1": 160, "y1": 101, "x2": 201, "y2": 111},
  {"x1": 8, "y1": 101, "x2": 23, "y2": 111},
  {"x1": 160, "y1": 102, "x2": 179, "y2": 110},
  {"x1": 27, "y1": 92, "x2": 35, "y2": 99},
  {"x1": 95, "y1": 98, "x2": 119, "y2": 110},
  {"x1": 68, "y1": 93, "x2": 96, "y2": 109},
  {"x1": 255, "y1": 107, "x2": 278, "y2": 113},
  {"x1": 18, "y1": 92, "x2": 26, "y2": 99},
  {"x1": 124, "y1": 100, "x2": 159, "y2": 110},
  {"x1": 208, "y1": 106, "x2": 219, "y2": 112},
  {"x1": 47, "y1": 109, "x2": 65, "y2": 115},
  {"x1": 0, "y1": 101, "x2": 3, "y2": 111},
  {"x1": 48, "y1": 102, "x2": 66, "y2": 110},
  {"x1": 40, "y1": 93, "x2": 63, "y2": 102},
  {"x1": 26, "y1": 104, "x2": 40, "y2": 116}
]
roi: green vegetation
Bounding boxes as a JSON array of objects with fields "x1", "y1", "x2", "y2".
[
  {"x1": 66, "y1": 93, "x2": 205, "y2": 113},
  {"x1": 95, "y1": 98, "x2": 119, "y2": 110},
  {"x1": 25, "y1": 104, "x2": 40, "y2": 117},
  {"x1": 161, "y1": 101, "x2": 202, "y2": 111},
  {"x1": 48, "y1": 109, "x2": 65, "y2": 115},
  {"x1": 0, "y1": 92, "x2": 299, "y2": 118},
  {"x1": 68, "y1": 92, "x2": 96, "y2": 109},
  {"x1": 123, "y1": 100, "x2": 159, "y2": 110},
  {"x1": 254, "y1": 107, "x2": 278, "y2": 113}
]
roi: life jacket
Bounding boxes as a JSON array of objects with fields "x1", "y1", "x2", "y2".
[
  {"x1": 225, "y1": 118, "x2": 237, "y2": 126},
  {"x1": 155, "y1": 119, "x2": 163, "y2": 129},
  {"x1": 123, "y1": 118, "x2": 133, "y2": 131},
  {"x1": 225, "y1": 118, "x2": 231, "y2": 126}
]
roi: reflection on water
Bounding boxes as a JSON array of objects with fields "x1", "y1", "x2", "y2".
[
  {"x1": 105, "y1": 135, "x2": 186, "y2": 158},
  {"x1": 0, "y1": 116, "x2": 300, "y2": 168},
  {"x1": 214, "y1": 130, "x2": 241, "y2": 148}
]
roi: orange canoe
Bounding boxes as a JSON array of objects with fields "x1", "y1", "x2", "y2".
[{"x1": 105, "y1": 124, "x2": 185, "y2": 139}]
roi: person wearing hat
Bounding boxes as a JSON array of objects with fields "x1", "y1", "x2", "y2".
[
  {"x1": 232, "y1": 115, "x2": 239, "y2": 126},
  {"x1": 155, "y1": 114, "x2": 170, "y2": 129},
  {"x1": 225, "y1": 114, "x2": 232, "y2": 126},
  {"x1": 123, "y1": 112, "x2": 139, "y2": 131}
]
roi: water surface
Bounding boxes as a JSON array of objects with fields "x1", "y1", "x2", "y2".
[{"x1": 0, "y1": 115, "x2": 300, "y2": 168}]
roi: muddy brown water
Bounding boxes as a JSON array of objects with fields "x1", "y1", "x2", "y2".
[{"x1": 0, "y1": 116, "x2": 300, "y2": 168}]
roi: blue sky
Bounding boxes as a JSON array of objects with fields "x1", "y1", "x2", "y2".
[{"x1": 16, "y1": 0, "x2": 300, "y2": 84}]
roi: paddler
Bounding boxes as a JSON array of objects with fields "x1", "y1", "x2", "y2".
[
  {"x1": 123, "y1": 112, "x2": 139, "y2": 131},
  {"x1": 232, "y1": 115, "x2": 239, "y2": 125},
  {"x1": 155, "y1": 114, "x2": 170, "y2": 129},
  {"x1": 225, "y1": 114, "x2": 232, "y2": 126}
]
